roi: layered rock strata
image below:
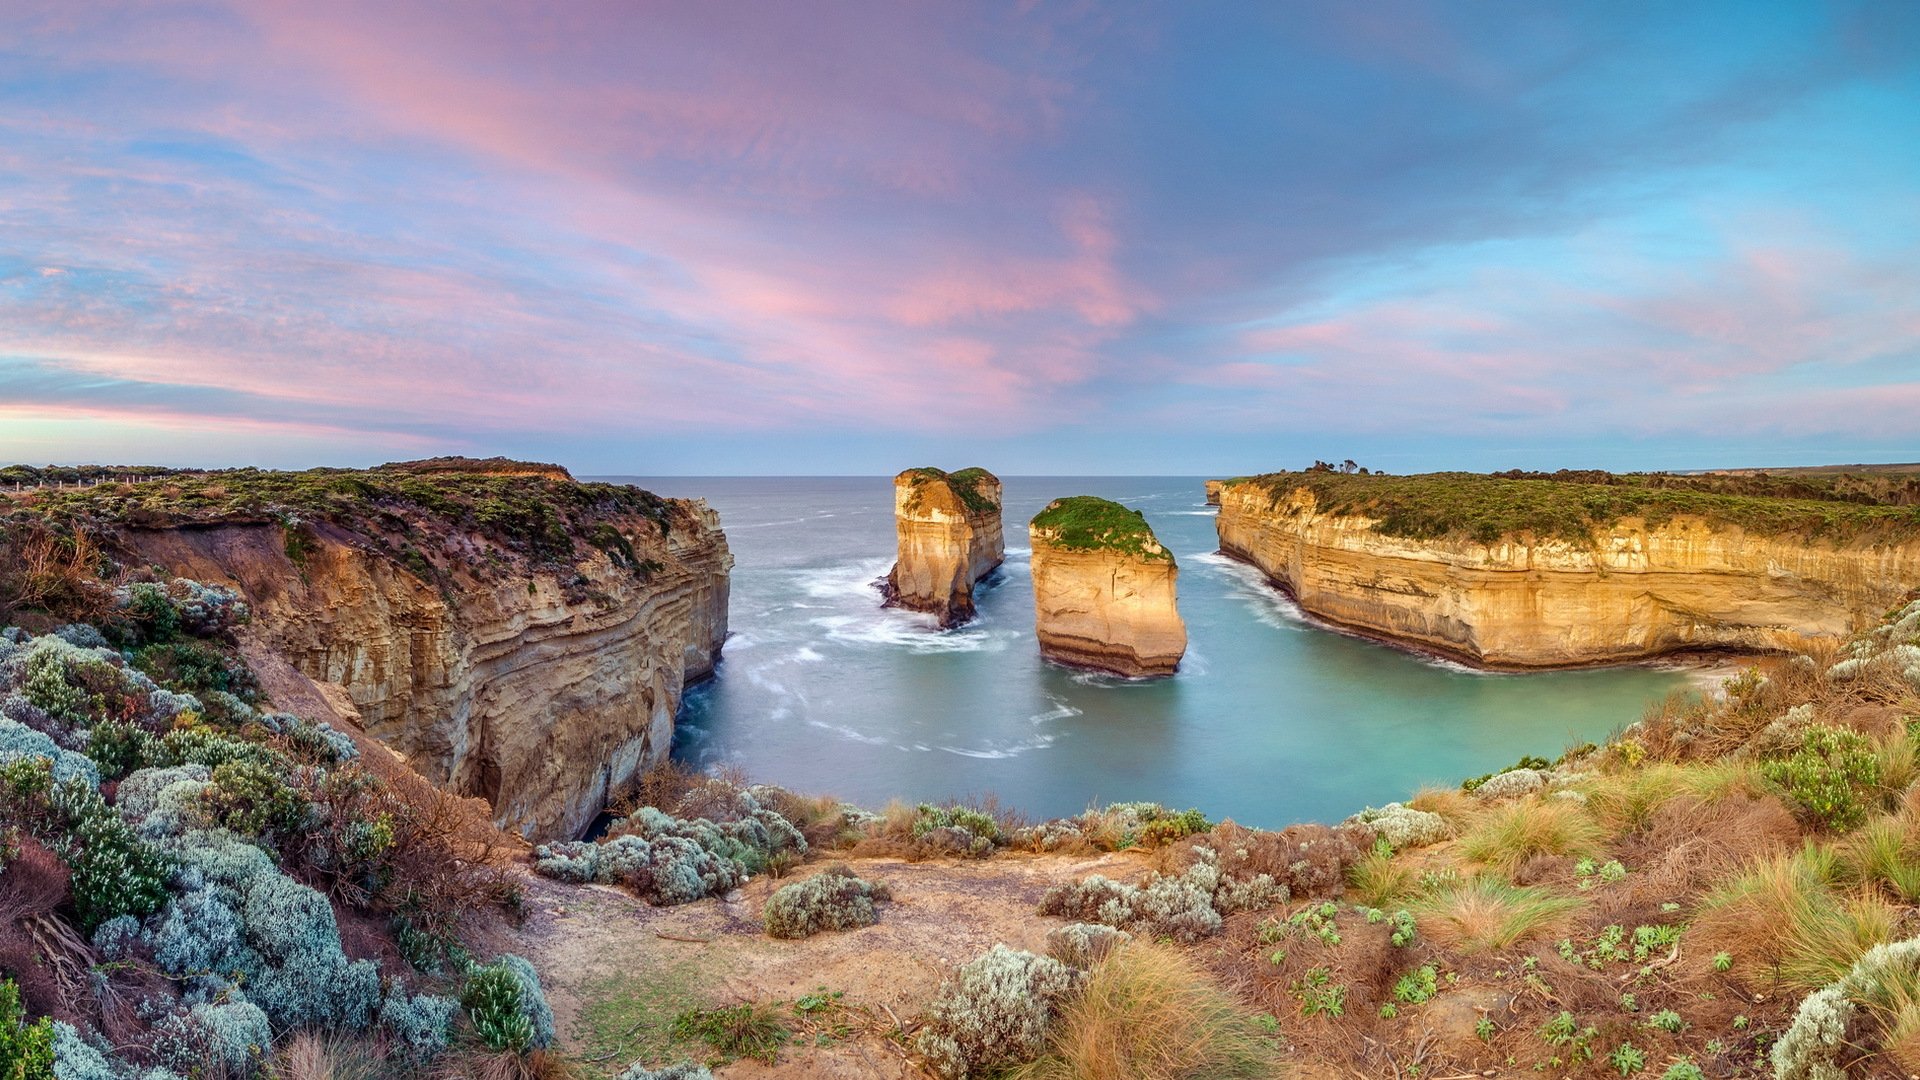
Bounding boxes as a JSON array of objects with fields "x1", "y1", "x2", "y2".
[
  {"x1": 883, "y1": 467, "x2": 1004, "y2": 628},
  {"x1": 1216, "y1": 481, "x2": 1920, "y2": 668},
  {"x1": 1205, "y1": 480, "x2": 1224, "y2": 506},
  {"x1": 1029, "y1": 496, "x2": 1187, "y2": 677},
  {"x1": 107, "y1": 463, "x2": 729, "y2": 840}
]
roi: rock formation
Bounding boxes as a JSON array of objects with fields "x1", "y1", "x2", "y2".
[
  {"x1": 97, "y1": 461, "x2": 729, "y2": 840},
  {"x1": 1204, "y1": 480, "x2": 1224, "y2": 506},
  {"x1": 1216, "y1": 477, "x2": 1920, "y2": 668},
  {"x1": 883, "y1": 467, "x2": 1004, "y2": 628},
  {"x1": 1029, "y1": 496, "x2": 1187, "y2": 677}
]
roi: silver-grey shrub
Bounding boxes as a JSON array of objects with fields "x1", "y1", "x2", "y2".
[
  {"x1": 616, "y1": 1064, "x2": 715, "y2": 1080},
  {"x1": 763, "y1": 865, "x2": 891, "y2": 938},
  {"x1": 1774, "y1": 935, "x2": 1920, "y2": 1079},
  {"x1": 1037, "y1": 848, "x2": 1284, "y2": 942},
  {"x1": 151, "y1": 998, "x2": 271, "y2": 1075},
  {"x1": 380, "y1": 991, "x2": 458, "y2": 1059},
  {"x1": 1044, "y1": 922, "x2": 1132, "y2": 969},
  {"x1": 914, "y1": 945, "x2": 1083, "y2": 1080}
]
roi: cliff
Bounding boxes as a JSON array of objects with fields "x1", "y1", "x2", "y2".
[
  {"x1": 18, "y1": 461, "x2": 730, "y2": 839},
  {"x1": 1029, "y1": 496, "x2": 1187, "y2": 677},
  {"x1": 1205, "y1": 480, "x2": 1224, "y2": 506},
  {"x1": 883, "y1": 467, "x2": 1005, "y2": 628},
  {"x1": 1216, "y1": 472, "x2": 1920, "y2": 668}
]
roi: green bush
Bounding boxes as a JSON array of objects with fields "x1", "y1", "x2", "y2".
[
  {"x1": 462, "y1": 963, "x2": 535, "y2": 1053},
  {"x1": 0, "y1": 978, "x2": 53, "y2": 1079},
  {"x1": 1761, "y1": 725, "x2": 1880, "y2": 831},
  {"x1": 199, "y1": 760, "x2": 309, "y2": 840}
]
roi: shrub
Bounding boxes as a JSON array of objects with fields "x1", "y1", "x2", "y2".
[
  {"x1": 1010, "y1": 942, "x2": 1280, "y2": 1080},
  {"x1": 463, "y1": 955, "x2": 554, "y2": 1053},
  {"x1": 617, "y1": 1065, "x2": 714, "y2": 1080},
  {"x1": 199, "y1": 759, "x2": 310, "y2": 840},
  {"x1": 1761, "y1": 724, "x2": 1880, "y2": 831},
  {"x1": 534, "y1": 799, "x2": 806, "y2": 904},
  {"x1": 1774, "y1": 936, "x2": 1920, "y2": 1079},
  {"x1": 1344, "y1": 803, "x2": 1452, "y2": 849},
  {"x1": 1038, "y1": 849, "x2": 1284, "y2": 943},
  {"x1": 380, "y1": 992, "x2": 456, "y2": 1060},
  {"x1": 762, "y1": 865, "x2": 891, "y2": 938},
  {"x1": 916, "y1": 945, "x2": 1083, "y2": 1080},
  {"x1": 1410, "y1": 876, "x2": 1582, "y2": 954},
  {"x1": 0, "y1": 978, "x2": 53, "y2": 1078},
  {"x1": 152, "y1": 998, "x2": 271, "y2": 1075},
  {"x1": 1044, "y1": 923, "x2": 1132, "y2": 970},
  {"x1": 1697, "y1": 850, "x2": 1900, "y2": 990}
]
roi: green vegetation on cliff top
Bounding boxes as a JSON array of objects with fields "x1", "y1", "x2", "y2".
[
  {"x1": 1029, "y1": 495, "x2": 1172, "y2": 563},
  {"x1": 1, "y1": 458, "x2": 676, "y2": 570},
  {"x1": 1231, "y1": 469, "x2": 1920, "y2": 545},
  {"x1": 901, "y1": 466, "x2": 1000, "y2": 516}
]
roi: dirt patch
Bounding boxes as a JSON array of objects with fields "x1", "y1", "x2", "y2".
[{"x1": 518, "y1": 851, "x2": 1139, "y2": 1078}]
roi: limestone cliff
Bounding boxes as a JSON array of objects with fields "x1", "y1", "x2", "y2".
[
  {"x1": 883, "y1": 467, "x2": 1004, "y2": 628},
  {"x1": 1205, "y1": 480, "x2": 1224, "y2": 506},
  {"x1": 1029, "y1": 496, "x2": 1186, "y2": 677},
  {"x1": 1216, "y1": 478, "x2": 1920, "y2": 668},
  {"x1": 59, "y1": 461, "x2": 729, "y2": 840}
]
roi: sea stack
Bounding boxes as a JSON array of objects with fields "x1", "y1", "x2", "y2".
[
  {"x1": 883, "y1": 467, "x2": 1005, "y2": 628},
  {"x1": 1204, "y1": 480, "x2": 1224, "y2": 505},
  {"x1": 1029, "y1": 496, "x2": 1187, "y2": 677}
]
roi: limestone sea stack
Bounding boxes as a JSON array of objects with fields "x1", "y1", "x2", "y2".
[
  {"x1": 1204, "y1": 480, "x2": 1224, "y2": 506},
  {"x1": 883, "y1": 467, "x2": 1005, "y2": 628},
  {"x1": 1029, "y1": 496, "x2": 1187, "y2": 677}
]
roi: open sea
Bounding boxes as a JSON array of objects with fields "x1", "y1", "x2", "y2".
[{"x1": 604, "y1": 476, "x2": 1690, "y2": 827}]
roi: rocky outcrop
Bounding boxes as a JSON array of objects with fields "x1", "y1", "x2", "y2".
[
  {"x1": 1216, "y1": 481, "x2": 1920, "y2": 668},
  {"x1": 883, "y1": 467, "x2": 1004, "y2": 628},
  {"x1": 1029, "y1": 496, "x2": 1186, "y2": 677},
  {"x1": 1205, "y1": 480, "x2": 1224, "y2": 506},
  {"x1": 107, "y1": 464, "x2": 729, "y2": 840}
]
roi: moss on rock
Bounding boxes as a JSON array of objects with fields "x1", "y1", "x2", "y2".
[{"x1": 1028, "y1": 496, "x2": 1171, "y2": 563}]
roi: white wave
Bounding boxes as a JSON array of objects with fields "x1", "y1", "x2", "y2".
[
  {"x1": 1190, "y1": 552, "x2": 1312, "y2": 631},
  {"x1": 730, "y1": 516, "x2": 811, "y2": 530},
  {"x1": 797, "y1": 558, "x2": 894, "y2": 601},
  {"x1": 810, "y1": 613, "x2": 1016, "y2": 654},
  {"x1": 936, "y1": 733, "x2": 1057, "y2": 760},
  {"x1": 805, "y1": 719, "x2": 892, "y2": 745},
  {"x1": 792, "y1": 646, "x2": 825, "y2": 663},
  {"x1": 1165, "y1": 509, "x2": 1219, "y2": 516},
  {"x1": 1030, "y1": 694, "x2": 1082, "y2": 725}
]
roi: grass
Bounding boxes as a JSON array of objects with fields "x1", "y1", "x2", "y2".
[
  {"x1": 572, "y1": 956, "x2": 714, "y2": 1070},
  {"x1": 900, "y1": 466, "x2": 1000, "y2": 516},
  {"x1": 1836, "y1": 815, "x2": 1920, "y2": 901},
  {"x1": 1029, "y1": 496, "x2": 1172, "y2": 562},
  {"x1": 1459, "y1": 799, "x2": 1606, "y2": 874},
  {"x1": 1227, "y1": 469, "x2": 1920, "y2": 544},
  {"x1": 1410, "y1": 876, "x2": 1584, "y2": 954},
  {"x1": 1011, "y1": 942, "x2": 1282, "y2": 1080},
  {"x1": 671, "y1": 1002, "x2": 791, "y2": 1065},
  {"x1": 1347, "y1": 849, "x2": 1415, "y2": 908}
]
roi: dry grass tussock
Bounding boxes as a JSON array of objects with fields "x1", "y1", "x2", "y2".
[
  {"x1": 1695, "y1": 848, "x2": 1906, "y2": 991},
  {"x1": 430, "y1": 1048, "x2": 579, "y2": 1080},
  {"x1": 267, "y1": 1033, "x2": 390, "y2": 1080},
  {"x1": 1011, "y1": 941, "x2": 1283, "y2": 1080},
  {"x1": 1409, "y1": 874, "x2": 1583, "y2": 955},
  {"x1": 1458, "y1": 798, "x2": 1605, "y2": 874}
]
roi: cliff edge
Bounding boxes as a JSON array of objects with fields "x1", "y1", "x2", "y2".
[
  {"x1": 11, "y1": 459, "x2": 730, "y2": 839},
  {"x1": 1029, "y1": 496, "x2": 1186, "y2": 677},
  {"x1": 882, "y1": 467, "x2": 1005, "y2": 628},
  {"x1": 1216, "y1": 470, "x2": 1920, "y2": 668}
]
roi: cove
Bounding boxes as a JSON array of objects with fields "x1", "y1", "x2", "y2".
[{"x1": 610, "y1": 475, "x2": 1693, "y2": 826}]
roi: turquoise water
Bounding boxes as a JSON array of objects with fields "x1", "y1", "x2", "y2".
[{"x1": 608, "y1": 476, "x2": 1688, "y2": 827}]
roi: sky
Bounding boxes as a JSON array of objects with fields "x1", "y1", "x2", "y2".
[{"x1": 2, "y1": 1, "x2": 1918, "y2": 476}]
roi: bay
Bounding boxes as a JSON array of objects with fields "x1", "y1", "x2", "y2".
[{"x1": 605, "y1": 476, "x2": 1689, "y2": 826}]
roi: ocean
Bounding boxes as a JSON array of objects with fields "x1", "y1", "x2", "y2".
[{"x1": 606, "y1": 476, "x2": 1689, "y2": 827}]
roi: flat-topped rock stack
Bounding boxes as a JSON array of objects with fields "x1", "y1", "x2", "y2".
[
  {"x1": 1029, "y1": 496, "x2": 1187, "y2": 677},
  {"x1": 882, "y1": 467, "x2": 1005, "y2": 628}
]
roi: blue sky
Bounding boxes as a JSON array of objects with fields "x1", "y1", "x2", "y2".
[{"x1": 2, "y1": 1, "x2": 1917, "y2": 474}]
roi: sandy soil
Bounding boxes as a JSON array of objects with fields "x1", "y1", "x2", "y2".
[{"x1": 518, "y1": 850, "x2": 1143, "y2": 1079}]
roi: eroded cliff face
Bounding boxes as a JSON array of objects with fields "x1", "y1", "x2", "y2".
[
  {"x1": 124, "y1": 496, "x2": 729, "y2": 840},
  {"x1": 1216, "y1": 483, "x2": 1920, "y2": 668},
  {"x1": 883, "y1": 468, "x2": 1004, "y2": 628},
  {"x1": 1030, "y1": 516, "x2": 1186, "y2": 678}
]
